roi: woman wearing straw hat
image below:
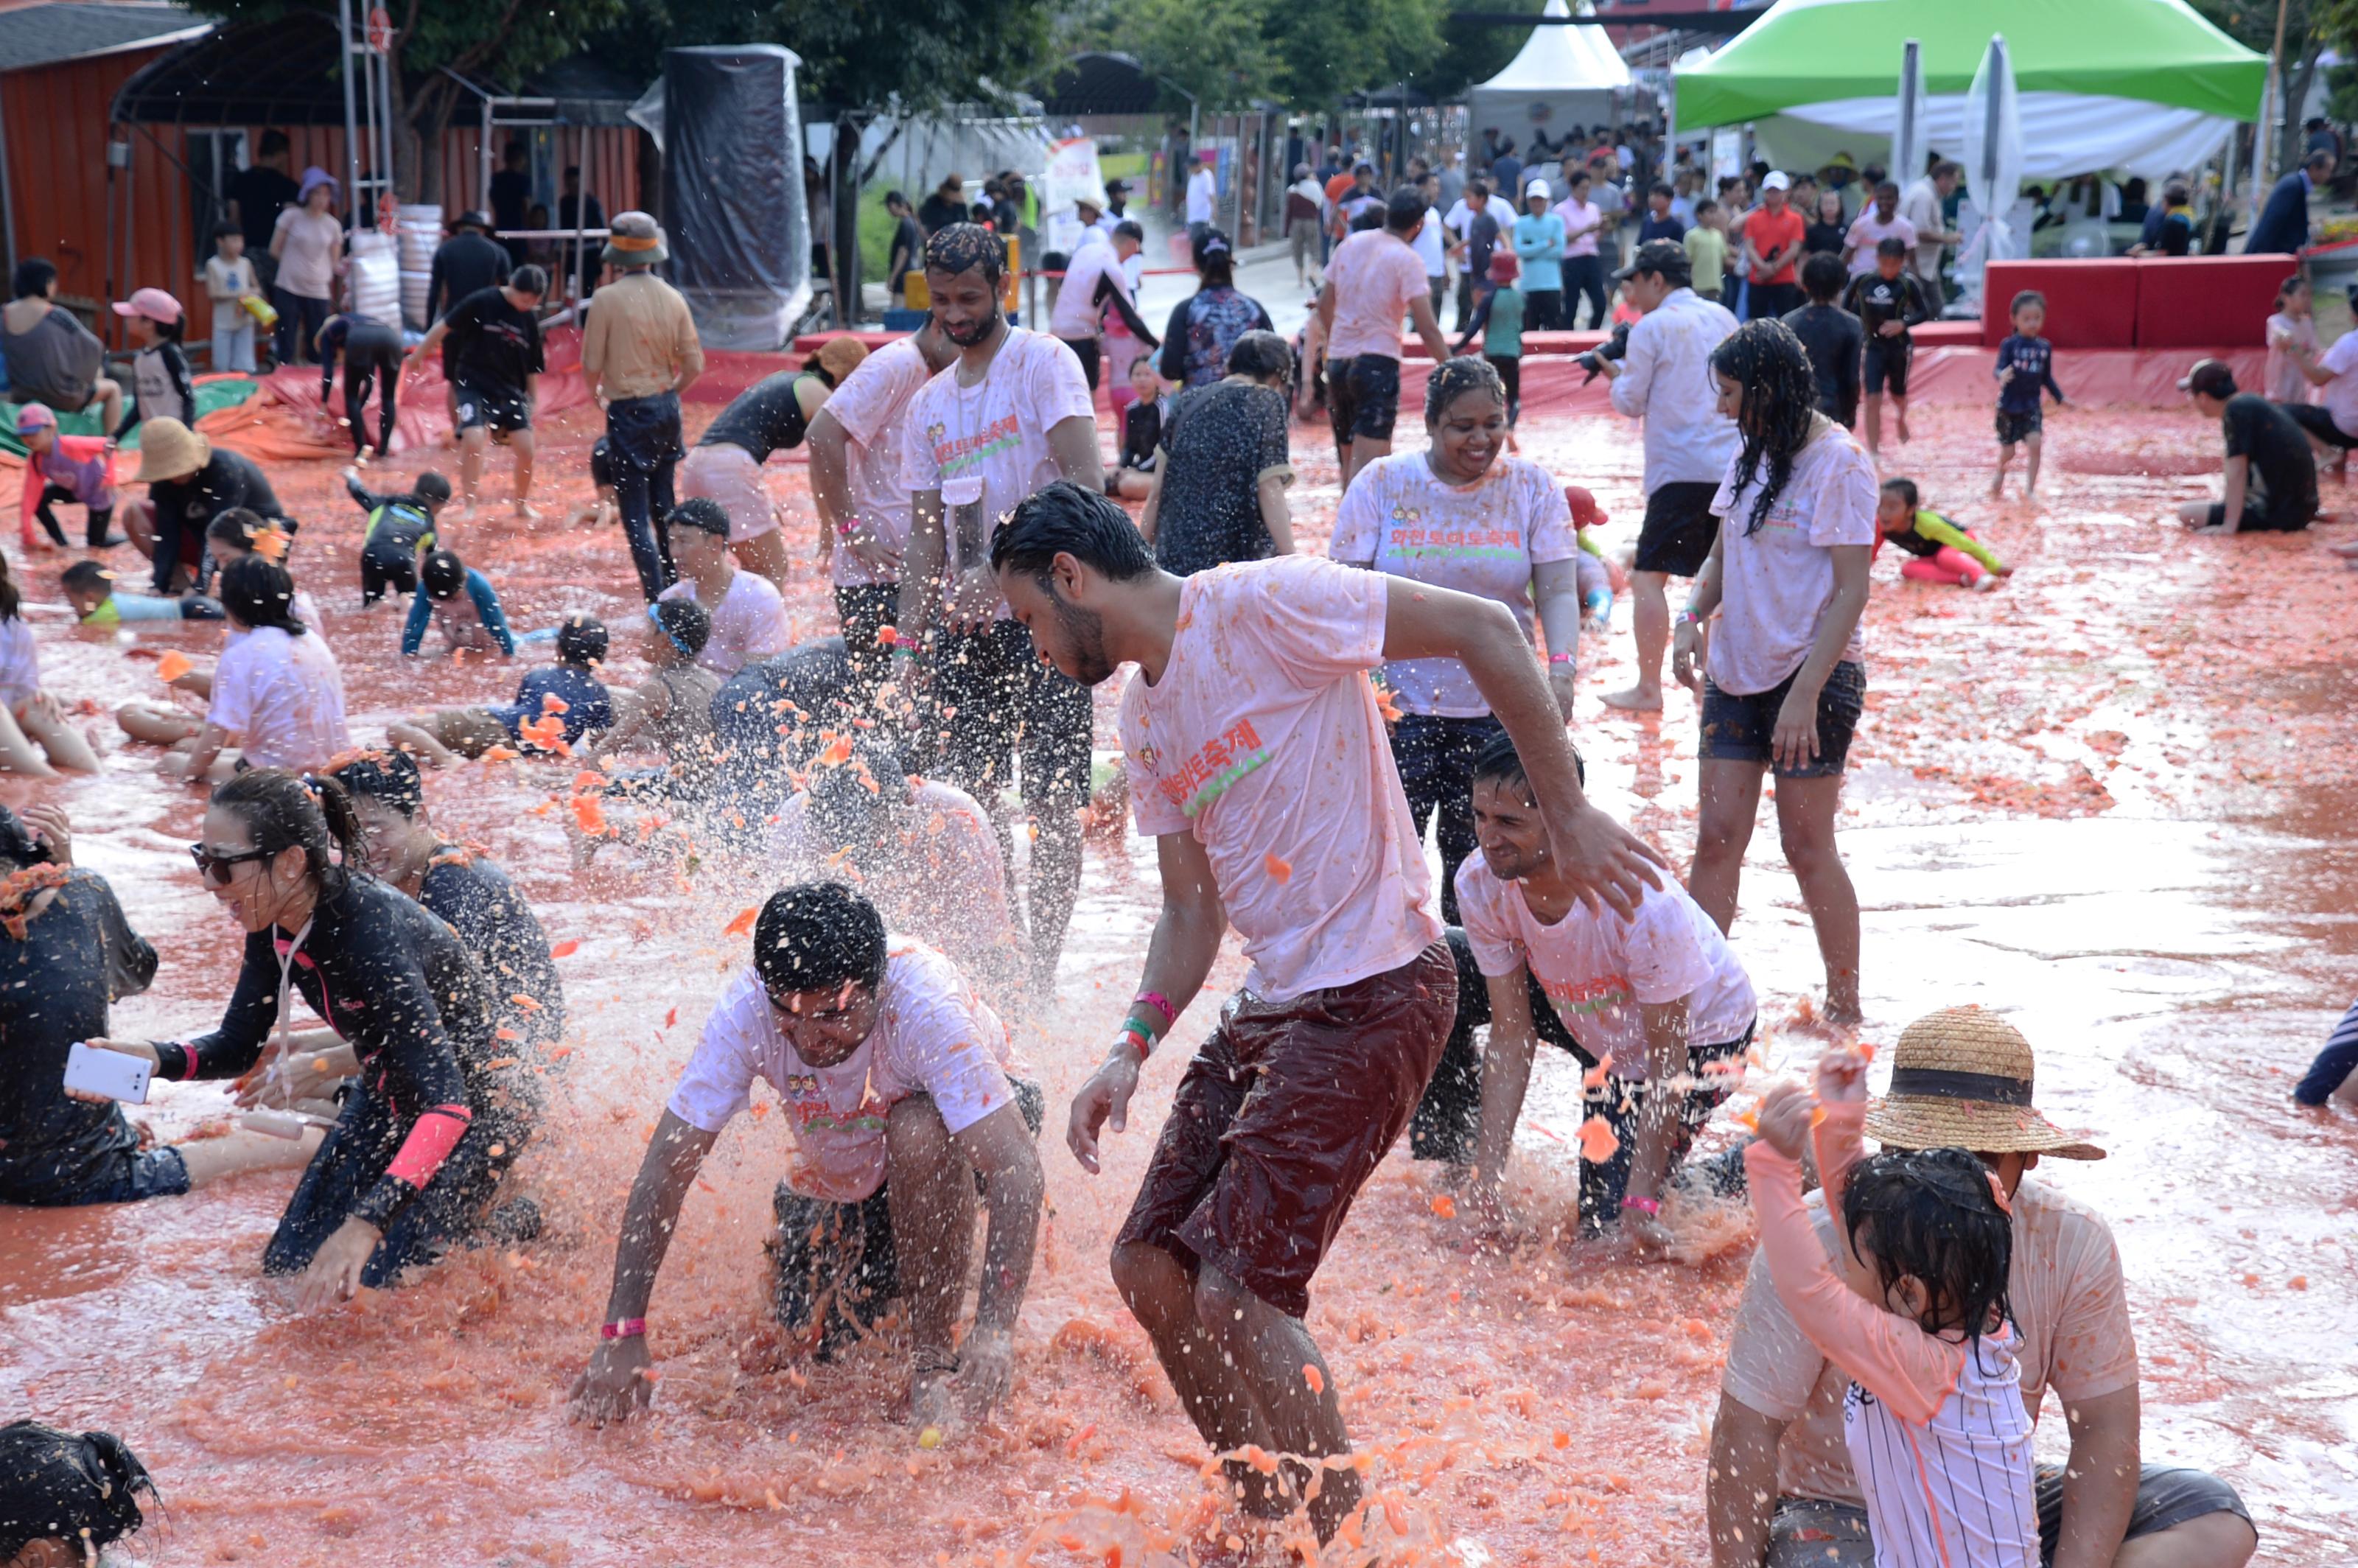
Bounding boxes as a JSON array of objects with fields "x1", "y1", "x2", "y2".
[
  {"x1": 1708, "y1": 1007, "x2": 2259, "y2": 1568},
  {"x1": 119, "y1": 418, "x2": 293, "y2": 596}
]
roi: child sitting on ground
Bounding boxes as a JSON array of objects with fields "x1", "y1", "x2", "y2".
[
  {"x1": 110, "y1": 289, "x2": 194, "y2": 441},
  {"x1": 1564, "y1": 486, "x2": 1623, "y2": 628},
  {"x1": 1992, "y1": 289, "x2": 2065, "y2": 500},
  {"x1": 14, "y1": 404, "x2": 123, "y2": 551},
  {"x1": 1878, "y1": 477, "x2": 2009, "y2": 590},
  {"x1": 576, "y1": 599, "x2": 718, "y2": 772},
  {"x1": 344, "y1": 466, "x2": 451, "y2": 605},
  {"x1": 1748, "y1": 1050, "x2": 2037, "y2": 1568},
  {"x1": 0, "y1": 553, "x2": 101, "y2": 777},
  {"x1": 563, "y1": 437, "x2": 622, "y2": 533},
  {"x1": 168, "y1": 556, "x2": 349, "y2": 780},
  {"x1": 60, "y1": 560, "x2": 222, "y2": 623},
  {"x1": 1108, "y1": 359, "x2": 1169, "y2": 500},
  {"x1": 388, "y1": 613, "x2": 611, "y2": 766},
  {"x1": 113, "y1": 511, "x2": 321, "y2": 746},
  {"x1": 401, "y1": 547, "x2": 515, "y2": 659}
]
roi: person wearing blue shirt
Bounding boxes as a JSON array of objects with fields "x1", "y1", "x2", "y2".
[
  {"x1": 1513, "y1": 179, "x2": 1567, "y2": 330},
  {"x1": 2245, "y1": 149, "x2": 2335, "y2": 254},
  {"x1": 388, "y1": 613, "x2": 611, "y2": 766},
  {"x1": 401, "y1": 548, "x2": 515, "y2": 659}
]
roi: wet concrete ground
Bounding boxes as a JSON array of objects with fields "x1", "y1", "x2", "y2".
[{"x1": 0, "y1": 395, "x2": 2352, "y2": 1565}]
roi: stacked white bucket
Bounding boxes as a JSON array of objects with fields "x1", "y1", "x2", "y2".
[
  {"x1": 396, "y1": 203, "x2": 442, "y2": 330},
  {"x1": 349, "y1": 231, "x2": 402, "y2": 329}
]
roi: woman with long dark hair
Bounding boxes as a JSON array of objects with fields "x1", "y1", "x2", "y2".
[
  {"x1": 1673, "y1": 318, "x2": 1874, "y2": 1023},
  {"x1": 1156, "y1": 228, "x2": 1275, "y2": 389},
  {"x1": 177, "y1": 553, "x2": 349, "y2": 781},
  {"x1": 74, "y1": 769, "x2": 540, "y2": 1307}
]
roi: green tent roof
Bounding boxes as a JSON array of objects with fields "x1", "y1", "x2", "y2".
[{"x1": 1676, "y1": 0, "x2": 2267, "y2": 131}]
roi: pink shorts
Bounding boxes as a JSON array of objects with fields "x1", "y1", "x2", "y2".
[{"x1": 677, "y1": 443, "x2": 779, "y2": 542}]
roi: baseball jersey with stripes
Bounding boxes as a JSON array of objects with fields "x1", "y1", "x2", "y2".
[{"x1": 1845, "y1": 1320, "x2": 2040, "y2": 1568}]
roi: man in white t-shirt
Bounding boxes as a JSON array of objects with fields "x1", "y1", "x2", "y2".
[
  {"x1": 1047, "y1": 221, "x2": 1158, "y2": 396},
  {"x1": 1898, "y1": 161, "x2": 1962, "y2": 313},
  {"x1": 992, "y1": 481, "x2": 1664, "y2": 1545},
  {"x1": 2277, "y1": 316, "x2": 2358, "y2": 478},
  {"x1": 1446, "y1": 731, "x2": 1754, "y2": 1258},
  {"x1": 1411, "y1": 171, "x2": 1454, "y2": 322},
  {"x1": 1840, "y1": 181, "x2": 1917, "y2": 277},
  {"x1": 1185, "y1": 153, "x2": 1218, "y2": 245},
  {"x1": 654, "y1": 498, "x2": 789, "y2": 676},
  {"x1": 805, "y1": 315, "x2": 959, "y2": 704},
  {"x1": 570, "y1": 883, "x2": 1044, "y2": 1435},
  {"x1": 898, "y1": 223, "x2": 1104, "y2": 991},
  {"x1": 1317, "y1": 186, "x2": 1453, "y2": 488}
]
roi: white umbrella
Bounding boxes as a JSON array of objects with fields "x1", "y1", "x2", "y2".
[
  {"x1": 1890, "y1": 38, "x2": 1931, "y2": 195},
  {"x1": 1958, "y1": 33, "x2": 2024, "y2": 311}
]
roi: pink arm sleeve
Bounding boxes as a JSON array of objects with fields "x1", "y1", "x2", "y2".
[
  {"x1": 1745, "y1": 1130, "x2": 1965, "y2": 1427},
  {"x1": 384, "y1": 1104, "x2": 472, "y2": 1189}
]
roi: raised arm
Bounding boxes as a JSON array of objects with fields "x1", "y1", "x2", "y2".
[{"x1": 569, "y1": 1109, "x2": 720, "y2": 1424}]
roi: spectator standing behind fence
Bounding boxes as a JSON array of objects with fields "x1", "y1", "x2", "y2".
[
  {"x1": 491, "y1": 141, "x2": 533, "y2": 264},
  {"x1": 202, "y1": 223, "x2": 262, "y2": 373},
  {"x1": 226, "y1": 130, "x2": 298, "y2": 305},
  {"x1": 270, "y1": 169, "x2": 344, "y2": 365},
  {"x1": 581, "y1": 214, "x2": 704, "y2": 603}
]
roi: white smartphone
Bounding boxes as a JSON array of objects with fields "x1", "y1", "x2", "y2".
[{"x1": 64, "y1": 1041, "x2": 152, "y2": 1105}]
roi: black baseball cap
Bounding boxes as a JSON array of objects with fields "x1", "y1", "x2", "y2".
[
  {"x1": 2177, "y1": 358, "x2": 2236, "y2": 399},
  {"x1": 1614, "y1": 237, "x2": 1692, "y2": 287},
  {"x1": 1105, "y1": 178, "x2": 1130, "y2": 196}
]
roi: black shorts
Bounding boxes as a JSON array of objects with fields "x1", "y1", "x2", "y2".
[
  {"x1": 453, "y1": 380, "x2": 531, "y2": 434},
  {"x1": 1327, "y1": 353, "x2": 1403, "y2": 445},
  {"x1": 928, "y1": 618, "x2": 1092, "y2": 811},
  {"x1": 1862, "y1": 337, "x2": 1911, "y2": 396},
  {"x1": 1634, "y1": 481, "x2": 1723, "y2": 577},
  {"x1": 1766, "y1": 1466, "x2": 2251, "y2": 1568},
  {"x1": 1060, "y1": 336, "x2": 1102, "y2": 391},
  {"x1": 1995, "y1": 406, "x2": 2043, "y2": 446},
  {"x1": 2205, "y1": 493, "x2": 2315, "y2": 532},
  {"x1": 2278, "y1": 399, "x2": 2358, "y2": 450},
  {"x1": 1699, "y1": 659, "x2": 1865, "y2": 779}
]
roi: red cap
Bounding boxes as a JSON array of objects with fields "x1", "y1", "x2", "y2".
[{"x1": 1564, "y1": 486, "x2": 1607, "y2": 529}]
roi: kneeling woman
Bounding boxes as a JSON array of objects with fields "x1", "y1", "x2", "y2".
[{"x1": 80, "y1": 769, "x2": 540, "y2": 1307}]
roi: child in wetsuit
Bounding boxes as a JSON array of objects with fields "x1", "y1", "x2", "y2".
[
  {"x1": 388, "y1": 612, "x2": 612, "y2": 766},
  {"x1": 1878, "y1": 477, "x2": 2009, "y2": 590},
  {"x1": 318, "y1": 312, "x2": 407, "y2": 458},
  {"x1": 60, "y1": 559, "x2": 223, "y2": 623},
  {"x1": 1992, "y1": 290, "x2": 2066, "y2": 500},
  {"x1": 401, "y1": 548, "x2": 515, "y2": 659},
  {"x1": 1109, "y1": 357, "x2": 1169, "y2": 500},
  {"x1": 345, "y1": 467, "x2": 452, "y2": 605}
]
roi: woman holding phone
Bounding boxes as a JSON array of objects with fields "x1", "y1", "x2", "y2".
[{"x1": 74, "y1": 769, "x2": 541, "y2": 1306}]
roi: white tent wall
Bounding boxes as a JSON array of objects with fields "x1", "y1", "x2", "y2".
[
  {"x1": 1468, "y1": 0, "x2": 1647, "y2": 153},
  {"x1": 1748, "y1": 92, "x2": 2238, "y2": 184}
]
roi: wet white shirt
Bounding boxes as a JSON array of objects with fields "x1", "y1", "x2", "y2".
[{"x1": 1609, "y1": 287, "x2": 1742, "y2": 493}]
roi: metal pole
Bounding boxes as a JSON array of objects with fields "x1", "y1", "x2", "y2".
[
  {"x1": 575, "y1": 124, "x2": 589, "y2": 304},
  {"x1": 480, "y1": 99, "x2": 492, "y2": 217},
  {"x1": 2266, "y1": 0, "x2": 2292, "y2": 189},
  {"x1": 338, "y1": 0, "x2": 360, "y2": 223},
  {"x1": 379, "y1": 44, "x2": 396, "y2": 214},
  {"x1": 0, "y1": 77, "x2": 18, "y2": 282}
]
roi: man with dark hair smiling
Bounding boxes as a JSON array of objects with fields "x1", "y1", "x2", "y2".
[
  {"x1": 568, "y1": 881, "x2": 1044, "y2": 1436},
  {"x1": 898, "y1": 224, "x2": 1103, "y2": 994},
  {"x1": 990, "y1": 479, "x2": 1662, "y2": 1547}
]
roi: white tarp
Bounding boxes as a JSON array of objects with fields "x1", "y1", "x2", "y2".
[
  {"x1": 1750, "y1": 91, "x2": 2236, "y2": 183},
  {"x1": 1469, "y1": 0, "x2": 1638, "y2": 151}
]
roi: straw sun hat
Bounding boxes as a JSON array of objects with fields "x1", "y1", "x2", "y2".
[
  {"x1": 1865, "y1": 1007, "x2": 2105, "y2": 1160},
  {"x1": 133, "y1": 419, "x2": 209, "y2": 485}
]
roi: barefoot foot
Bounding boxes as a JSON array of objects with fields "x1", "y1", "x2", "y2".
[{"x1": 1601, "y1": 685, "x2": 1664, "y2": 713}]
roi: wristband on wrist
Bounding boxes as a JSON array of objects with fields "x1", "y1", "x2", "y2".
[
  {"x1": 1676, "y1": 607, "x2": 1704, "y2": 627},
  {"x1": 601, "y1": 1317, "x2": 647, "y2": 1340},
  {"x1": 1620, "y1": 1194, "x2": 1661, "y2": 1217},
  {"x1": 1116, "y1": 1022, "x2": 1154, "y2": 1062},
  {"x1": 1133, "y1": 990, "x2": 1176, "y2": 1029},
  {"x1": 1546, "y1": 651, "x2": 1576, "y2": 665}
]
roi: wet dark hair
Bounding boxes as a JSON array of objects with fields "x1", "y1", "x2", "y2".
[
  {"x1": 1385, "y1": 186, "x2": 1427, "y2": 233},
  {"x1": 0, "y1": 803, "x2": 56, "y2": 871},
  {"x1": 209, "y1": 767, "x2": 364, "y2": 896},
  {"x1": 509, "y1": 263, "x2": 549, "y2": 298},
  {"x1": 206, "y1": 506, "x2": 272, "y2": 556},
  {"x1": 0, "y1": 1421, "x2": 155, "y2": 1558},
  {"x1": 668, "y1": 497, "x2": 730, "y2": 539},
  {"x1": 414, "y1": 472, "x2": 453, "y2": 506},
  {"x1": 219, "y1": 555, "x2": 308, "y2": 634},
  {"x1": 1800, "y1": 251, "x2": 1846, "y2": 304},
  {"x1": 421, "y1": 549, "x2": 466, "y2": 600},
  {"x1": 1349, "y1": 209, "x2": 1385, "y2": 234},
  {"x1": 1881, "y1": 477, "x2": 1920, "y2": 510},
  {"x1": 60, "y1": 559, "x2": 111, "y2": 593},
  {"x1": 1192, "y1": 227, "x2": 1236, "y2": 287},
  {"x1": 13, "y1": 258, "x2": 56, "y2": 299},
  {"x1": 555, "y1": 612, "x2": 608, "y2": 668},
  {"x1": 1709, "y1": 319, "x2": 1820, "y2": 536},
  {"x1": 1876, "y1": 235, "x2": 1909, "y2": 259},
  {"x1": 651, "y1": 596, "x2": 711, "y2": 657},
  {"x1": 213, "y1": 218, "x2": 244, "y2": 241},
  {"x1": 993, "y1": 479, "x2": 1155, "y2": 586},
  {"x1": 1113, "y1": 219, "x2": 1145, "y2": 244},
  {"x1": 1841, "y1": 1146, "x2": 2015, "y2": 1349},
  {"x1": 330, "y1": 746, "x2": 426, "y2": 820},
  {"x1": 753, "y1": 881, "x2": 886, "y2": 995},
  {"x1": 1225, "y1": 328, "x2": 1292, "y2": 386},
  {"x1": 924, "y1": 223, "x2": 1007, "y2": 284},
  {"x1": 807, "y1": 738, "x2": 912, "y2": 855},
  {"x1": 1424, "y1": 354, "x2": 1506, "y2": 424},
  {"x1": 1469, "y1": 727, "x2": 1584, "y2": 795}
]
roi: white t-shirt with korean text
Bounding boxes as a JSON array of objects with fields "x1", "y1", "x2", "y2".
[{"x1": 1707, "y1": 417, "x2": 1878, "y2": 695}]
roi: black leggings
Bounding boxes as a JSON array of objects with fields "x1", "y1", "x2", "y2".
[
  {"x1": 36, "y1": 486, "x2": 113, "y2": 548},
  {"x1": 1488, "y1": 354, "x2": 1522, "y2": 426},
  {"x1": 360, "y1": 541, "x2": 417, "y2": 606},
  {"x1": 343, "y1": 349, "x2": 402, "y2": 456},
  {"x1": 1390, "y1": 712, "x2": 1505, "y2": 925},
  {"x1": 1562, "y1": 253, "x2": 1612, "y2": 331}
]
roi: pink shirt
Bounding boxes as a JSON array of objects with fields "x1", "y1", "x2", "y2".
[
  {"x1": 1121, "y1": 556, "x2": 1441, "y2": 1001},
  {"x1": 1324, "y1": 229, "x2": 1430, "y2": 361},
  {"x1": 1552, "y1": 196, "x2": 1605, "y2": 259}
]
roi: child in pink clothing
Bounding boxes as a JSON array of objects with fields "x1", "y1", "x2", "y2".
[
  {"x1": 1876, "y1": 477, "x2": 2009, "y2": 591},
  {"x1": 1746, "y1": 1051, "x2": 2040, "y2": 1568}
]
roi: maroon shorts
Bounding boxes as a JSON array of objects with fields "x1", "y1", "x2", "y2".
[{"x1": 1115, "y1": 940, "x2": 1458, "y2": 1317}]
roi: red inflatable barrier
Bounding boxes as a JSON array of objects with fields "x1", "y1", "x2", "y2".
[
  {"x1": 1981, "y1": 260, "x2": 2140, "y2": 349},
  {"x1": 2133, "y1": 253, "x2": 2298, "y2": 349}
]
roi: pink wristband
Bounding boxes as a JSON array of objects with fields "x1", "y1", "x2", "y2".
[
  {"x1": 1546, "y1": 652, "x2": 1576, "y2": 665},
  {"x1": 1620, "y1": 1195, "x2": 1661, "y2": 1217},
  {"x1": 1133, "y1": 990, "x2": 1177, "y2": 1029},
  {"x1": 601, "y1": 1317, "x2": 647, "y2": 1340}
]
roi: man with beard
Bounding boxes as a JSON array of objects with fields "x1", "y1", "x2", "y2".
[
  {"x1": 990, "y1": 480, "x2": 1662, "y2": 1548},
  {"x1": 896, "y1": 225, "x2": 1103, "y2": 995}
]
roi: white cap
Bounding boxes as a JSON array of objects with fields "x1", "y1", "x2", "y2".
[
  {"x1": 1525, "y1": 178, "x2": 1551, "y2": 200},
  {"x1": 1761, "y1": 170, "x2": 1792, "y2": 192}
]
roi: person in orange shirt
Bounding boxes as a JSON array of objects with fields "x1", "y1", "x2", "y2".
[{"x1": 1740, "y1": 171, "x2": 1808, "y2": 321}]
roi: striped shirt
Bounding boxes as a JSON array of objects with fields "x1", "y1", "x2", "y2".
[{"x1": 1846, "y1": 1321, "x2": 2040, "y2": 1568}]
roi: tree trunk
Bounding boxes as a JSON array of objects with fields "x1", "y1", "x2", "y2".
[
  {"x1": 2279, "y1": 41, "x2": 2324, "y2": 181},
  {"x1": 831, "y1": 111, "x2": 868, "y2": 328}
]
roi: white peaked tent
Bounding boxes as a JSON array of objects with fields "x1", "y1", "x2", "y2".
[{"x1": 1469, "y1": 0, "x2": 1639, "y2": 151}]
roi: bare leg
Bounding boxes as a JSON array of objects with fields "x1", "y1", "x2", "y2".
[
  {"x1": 119, "y1": 499, "x2": 158, "y2": 559},
  {"x1": 94, "y1": 377, "x2": 124, "y2": 438},
  {"x1": 0, "y1": 707, "x2": 60, "y2": 778},
  {"x1": 1194, "y1": 1264, "x2": 1362, "y2": 1542},
  {"x1": 458, "y1": 427, "x2": 489, "y2": 514},
  {"x1": 1115, "y1": 469, "x2": 1155, "y2": 500},
  {"x1": 16, "y1": 696, "x2": 99, "y2": 772},
  {"x1": 730, "y1": 528, "x2": 794, "y2": 595},
  {"x1": 2110, "y1": 1511, "x2": 2258, "y2": 1568},
  {"x1": 1343, "y1": 435, "x2": 1391, "y2": 491},
  {"x1": 178, "y1": 1124, "x2": 325, "y2": 1188},
  {"x1": 1690, "y1": 757, "x2": 1766, "y2": 934},
  {"x1": 1861, "y1": 393, "x2": 1883, "y2": 457},
  {"x1": 2023, "y1": 431, "x2": 2043, "y2": 497},
  {"x1": 1991, "y1": 443, "x2": 2014, "y2": 498},
  {"x1": 386, "y1": 717, "x2": 462, "y2": 768},
  {"x1": 1892, "y1": 394, "x2": 1910, "y2": 444},
  {"x1": 882, "y1": 1095, "x2": 976, "y2": 1419},
  {"x1": 1603, "y1": 570, "x2": 1670, "y2": 711},
  {"x1": 1110, "y1": 1242, "x2": 1284, "y2": 1514},
  {"x1": 1774, "y1": 774, "x2": 1861, "y2": 1023},
  {"x1": 508, "y1": 428, "x2": 539, "y2": 519},
  {"x1": 116, "y1": 702, "x2": 203, "y2": 746}
]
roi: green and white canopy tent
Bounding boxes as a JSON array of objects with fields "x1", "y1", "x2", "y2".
[{"x1": 1673, "y1": 0, "x2": 2267, "y2": 181}]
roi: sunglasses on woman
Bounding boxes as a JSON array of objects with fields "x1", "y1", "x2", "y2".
[{"x1": 189, "y1": 842, "x2": 273, "y2": 885}]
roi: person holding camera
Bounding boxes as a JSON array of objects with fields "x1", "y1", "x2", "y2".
[{"x1": 1597, "y1": 238, "x2": 1740, "y2": 713}]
